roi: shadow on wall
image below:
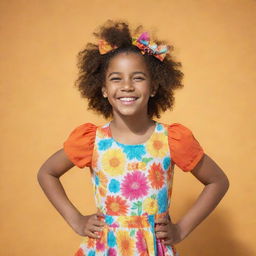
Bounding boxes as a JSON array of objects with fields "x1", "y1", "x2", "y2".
[{"x1": 174, "y1": 200, "x2": 253, "y2": 256}]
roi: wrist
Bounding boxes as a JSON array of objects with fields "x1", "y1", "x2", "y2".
[
  {"x1": 175, "y1": 222, "x2": 189, "y2": 241},
  {"x1": 68, "y1": 212, "x2": 84, "y2": 230}
]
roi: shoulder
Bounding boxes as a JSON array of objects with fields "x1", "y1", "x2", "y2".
[
  {"x1": 67, "y1": 122, "x2": 98, "y2": 136},
  {"x1": 160, "y1": 122, "x2": 205, "y2": 172},
  {"x1": 62, "y1": 122, "x2": 98, "y2": 168},
  {"x1": 159, "y1": 122, "x2": 194, "y2": 137},
  {"x1": 63, "y1": 122, "x2": 98, "y2": 148}
]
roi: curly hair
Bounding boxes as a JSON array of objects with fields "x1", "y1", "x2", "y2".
[{"x1": 75, "y1": 19, "x2": 184, "y2": 119}]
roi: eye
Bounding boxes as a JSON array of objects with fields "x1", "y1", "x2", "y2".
[
  {"x1": 134, "y1": 76, "x2": 145, "y2": 81},
  {"x1": 110, "y1": 77, "x2": 121, "y2": 81},
  {"x1": 134, "y1": 77, "x2": 145, "y2": 80}
]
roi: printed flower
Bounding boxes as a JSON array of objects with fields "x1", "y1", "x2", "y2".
[
  {"x1": 75, "y1": 248, "x2": 84, "y2": 256},
  {"x1": 108, "y1": 179, "x2": 120, "y2": 193},
  {"x1": 96, "y1": 228, "x2": 107, "y2": 252},
  {"x1": 120, "y1": 144, "x2": 146, "y2": 160},
  {"x1": 99, "y1": 171, "x2": 108, "y2": 187},
  {"x1": 95, "y1": 175, "x2": 99, "y2": 186},
  {"x1": 102, "y1": 148, "x2": 125, "y2": 176},
  {"x1": 95, "y1": 192, "x2": 101, "y2": 207},
  {"x1": 146, "y1": 133, "x2": 168, "y2": 158},
  {"x1": 106, "y1": 195, "x2": 128, "y2": 215},
  {"x1": 121, "y1": 171, "x2": 149, "y2": 200},
  {"x1": 98, "y1": 138, "x2": 113, "y2": 151},
  {"x1": 107, "y1": 230, "x2": 117, "y2": 248},
  {"x1": 95, "y1": 171, "x2": 108, "y2": 197},
  {"x1": 117, "y1": 216, "x2": 149, "y2": 228},
  {"x1": 105, "y1": 215, "x2": 114, "y2": 225},
  {"x1": 127, "y1": 161, "x2": 147, "y2": 171},
  {"x1": 96, "y1": 239, "x2": 104, "y2": 252},
  {"x1": 157, "y1": 187, "x2": 168, "y2": 213},
  {"x1": 88, "y1": 250, "x2": 95, "y2": 256},
  {"x1": 136, "y1": 230, "x2": 148, "y2": 256},
  {"x1": 116, "y1": 230, "x2": 135, "y2": 256},
  {"x1": 87, "y1": 237, "x2": 96, "y2": 248},
  {"x1": 148, "y1": 163, "x2": 165, "y2": 189},
  {"x1": 108, "y1": 248, "x2": 117, "y2": 256},
  {"x1": 142, "y1": 230, "x2": 154, "y2": 255},
  {"x1": 156, "y1": 123, "x2": 163, "y2": 131},
  {"x1": 143, "y1": 197, "x2": 158, "y2": 215},
  {"x1": 98, "y1": 126, "x2": 111, "y2": 138},
  {"x1": 163, "y1": 156, "x2": 171, "y2": 171}
]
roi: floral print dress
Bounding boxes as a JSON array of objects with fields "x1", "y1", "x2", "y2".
[{"x1": 63, "y1": 121, "x2": 204, "y2": 256}]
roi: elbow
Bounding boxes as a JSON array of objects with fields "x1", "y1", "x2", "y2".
[
  {"x1": 221, "y1": 174, "x2": 230, "y2": 195},
  {"x1": 37, "y1": 166, "x2": 51, "y2": 185},
  {"x1": 225, "y1": 176, "x2": 230, "y2": 192},
  {"x1": 37, "y1": 167, "x2": 45, "y2": 185}
]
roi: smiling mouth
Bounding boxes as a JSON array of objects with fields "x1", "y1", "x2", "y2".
[{"x1": 118, "y1": 97, "x2": 138, "y2": 104}]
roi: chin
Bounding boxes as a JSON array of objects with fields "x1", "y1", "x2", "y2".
[
  {"x1": 119, "y1": 111, "x2": 137, "y2": 117},
  {"x1": 117, "y1": 108, "x2": 146, "y2": 118},
  {"x1": 112, "y1": 104, "x2": 147, "y2": 118}
]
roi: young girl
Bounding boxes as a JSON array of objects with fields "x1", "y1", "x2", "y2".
[{"x1": 37, "y1": 20, "x2": 229, "y2": 256}]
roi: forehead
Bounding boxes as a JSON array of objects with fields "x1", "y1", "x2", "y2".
[{"x1": 106, "y1": 52, "x2": 148, "y2": 73}]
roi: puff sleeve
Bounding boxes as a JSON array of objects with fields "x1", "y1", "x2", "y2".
[
  {"x1": 63, "y1": 123, "x2": 97, "y2": 168},
  {"x1": 168, "y1": 123, "x2": 205, "y2": 172}
]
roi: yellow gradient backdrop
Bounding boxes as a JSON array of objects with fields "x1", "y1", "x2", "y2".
[{"x1": 1, "y1": 0, "x2": 255, "y2": 255}]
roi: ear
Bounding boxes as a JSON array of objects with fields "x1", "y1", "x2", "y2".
[
  {"x1": 102, "y1": 87, "x2": 108, "y2": 98},
  {"x1": 150, "y1": 82, "x2": 159, "y2": 97}
]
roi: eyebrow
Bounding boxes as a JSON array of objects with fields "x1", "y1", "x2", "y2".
[{"x1": 107, "y1": 72, "x2": 147, "y2": 78}]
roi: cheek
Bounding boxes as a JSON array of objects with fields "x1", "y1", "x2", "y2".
[
  {"x1": 104, "y1": 87, "x2": 118, "y2": 104},
  {"x1": 140, "y1": 84, "x2": 152, "y2": 96},
  {"x1": 106, "y1": 87, "x2": 116, "y2": 97}
]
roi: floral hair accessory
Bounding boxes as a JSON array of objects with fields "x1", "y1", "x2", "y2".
[
  {"x1": 132, "y1": 32, "x2": 170, "y2": 61},
  {"x1": 98, "y1": 32, "x2": 170, "y2": 61},
  {"x1": 98, "y1": 39, "x2": 118, "y2": 54}
]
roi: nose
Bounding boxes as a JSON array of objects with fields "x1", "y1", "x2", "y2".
[{"x1": 121, "y1": 79, "x2": 135, "y2": 91}]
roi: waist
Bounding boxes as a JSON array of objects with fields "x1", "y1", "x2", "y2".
[{"x1": 102, "y1": 212, "x2": 168, "y2": 228}]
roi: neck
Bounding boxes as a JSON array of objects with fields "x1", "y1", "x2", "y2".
[{"x1": 110, "y1": 113, "x2": 154, "y2": 134}]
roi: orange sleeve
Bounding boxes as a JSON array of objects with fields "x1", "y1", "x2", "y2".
[
  {"x1": 63, "y1": 123, "x2": 97, "y2": 168},
  {"x1": 168, "y1": 123, "x2": 205, "y2": 172}
]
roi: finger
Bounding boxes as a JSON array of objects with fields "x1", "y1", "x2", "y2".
[
  {"x1": 163, "y1": 239, "x2": 173, "y2": 245},
  {"x1": 155, "y1": 225, "x2": 168, "y2": 232},
  {"x1": 92, "y1": 213, "x2": 103, "y2": 219},
  {"x1": 86, "y1": 230, "x2": 101, "y2": 239},
  {"x1": 89, "y1": 214, "x2": 105, "y2": 223},
  {"x1": 155, "y1": 231, "x2": 168, "y2": 239},
  {"x1": 92, "y1": 219, "x2": 106, "y2": 227},
  {"x1": 96, "y1": 211, "x2": 105, "y2": 218},
  {"x1": 155, "y1": 218, "x2": 168, "y2": 225},
  {"x1": 89, "y1": 225, "x2": 104, "y2": 232},
  {"x1": 95, "y1": 214, "x2": 105, "y2": 223}
]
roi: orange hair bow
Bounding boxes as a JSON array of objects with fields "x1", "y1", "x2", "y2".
[{"x1": 98, "y1": 39, "x2": 118, "y2": 54}]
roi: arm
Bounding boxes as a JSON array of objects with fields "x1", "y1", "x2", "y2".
[
  {"x1": 155, "y1": 153, "x2": 229, "y2": 244},
  {"x1": 37, "y1": 149, "x2": 105, "y2": 238}
]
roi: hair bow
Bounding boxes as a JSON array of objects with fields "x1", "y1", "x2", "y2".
[
  {"x1": 98, "y1": 39, "x2": 118, "y2": 54},
  {"x1": 132, "y1": 32, "x2": 170, "y2": 61},
  {"x1": 98, "y1": 32, "x2": 169, "y2": 61}
]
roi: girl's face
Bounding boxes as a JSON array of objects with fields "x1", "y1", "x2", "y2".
[{"x1": 102, "y1": 52, "x2": 155, "y2": 119}]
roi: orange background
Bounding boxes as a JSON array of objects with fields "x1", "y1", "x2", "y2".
[{"x1": 1, "y1": 0, "x2": 255, "y2": 255}]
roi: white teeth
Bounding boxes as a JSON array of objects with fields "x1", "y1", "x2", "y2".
[{"x1": 119, "y1": 97, "x2": 137, "y2": 101}]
